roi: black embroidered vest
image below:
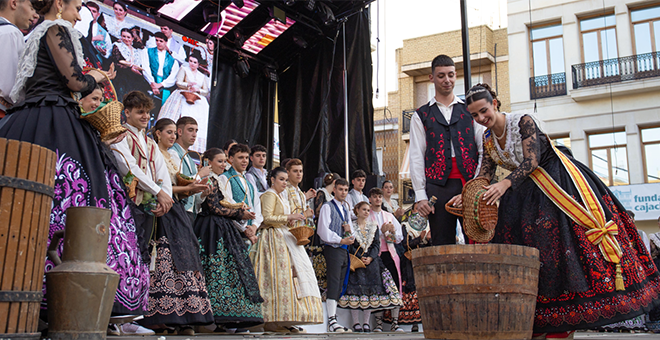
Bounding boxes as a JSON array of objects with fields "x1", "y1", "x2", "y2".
[{"x1": 416, "y1": 102, "x2": 478, "y2": 186}]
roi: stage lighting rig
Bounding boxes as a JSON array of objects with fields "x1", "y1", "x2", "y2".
[
  {"x1": 293, "y1": 35, "x2": 308, "y2": 49},
  {"x1": 317, "y1": 2, "x2": 335, "y2": 25},
  {"x1": 263, "y1": 66, "x2": 278, "y2": 82},
  {"x1": 305, "y1": 0, "x2": 315, "y2": 11},
  {"x1": 234, "y1": 30, "x2": 246, "y2": 48}
]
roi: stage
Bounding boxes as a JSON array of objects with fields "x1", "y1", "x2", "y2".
[{"x1": 110, "y1": 330, "x2": 655, "y2": 339}]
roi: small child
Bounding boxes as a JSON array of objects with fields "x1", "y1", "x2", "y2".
[{"x1": 338, "y1": 201, "x2": 402, "y2": 332}]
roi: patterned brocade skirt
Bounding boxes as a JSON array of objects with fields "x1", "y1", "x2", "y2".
[{"x1": 493, "y1": 153, "x2": 660, "y2": 333}]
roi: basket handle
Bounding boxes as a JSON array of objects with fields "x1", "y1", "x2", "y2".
[
  {"x1": 223, "y1": 174, "x2": 248, "y2": 205},
  {"x1": 445, "y1": 202, "x2": 464, "y2": 217},
  {"x1": 178, "y1": 149, "x2": 202, "y2": 174},
  {"x1": 111, "y1": 148, "x2": 131, "y2": 169},
  {"x1": 83, "y1": 67, "x2": 118, "y2": 101}
]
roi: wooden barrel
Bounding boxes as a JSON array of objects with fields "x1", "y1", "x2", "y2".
[
  {"x1": 0, "y1": 138, "x2": 56, "y2": 339},
  {"x1": 412, "y1": 244, "x2": 540, "y2": 340}
]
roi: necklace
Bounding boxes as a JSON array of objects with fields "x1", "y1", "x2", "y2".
[{"x1": 493, "y1": 125, "x2": 506, "y2": 140}]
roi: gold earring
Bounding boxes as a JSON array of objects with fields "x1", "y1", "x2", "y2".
[{"x1": 56, "y1": 8, "x2": 62, "y2": 19}]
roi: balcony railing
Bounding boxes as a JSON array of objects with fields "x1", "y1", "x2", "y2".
[
  {"x1": 529, "y1": 72, "x2": 567, "y2": 99},
  {"x1": 402, "y1": 110, "x2": 415, "y2": 134},
  {"x1": 572, "y1": 51, "x2": 660, "y2": 89}
]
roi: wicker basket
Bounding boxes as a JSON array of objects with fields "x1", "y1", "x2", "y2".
[
  {"x1": 176, "y1": 150, "x2": 201, "y2": 198},
  {"x1": 79, "y1": 68, "x2": 127, "y2": 142},
  {"x1": 445, "y1": 177, "x2": 498, "y2": 243},
  {"x1": 111, "y1": 148, "x2": 139, "y2": 199},
  {"x1": 289, "y1": 226, "x2": 314, "y2": 246},
  {"x1": 349, "y1": 253, "x2": 365, "y2": 272},
  {"x1": 181, "y1": 91, "x2": 201, "y2": 104},
  {"x1": 219, "y1": 200, "x2": 246, "y2": 210}
]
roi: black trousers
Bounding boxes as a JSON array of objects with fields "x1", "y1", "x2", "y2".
[
  {"x1": 380, "y1": 251, "x2": 400, "y2": 291},
  {"x1": 324, "y1": 245, "x2": 348, "y2": 300},
  {"x1": 427, "y1": 179, "x2": 464, "y2": 246}
]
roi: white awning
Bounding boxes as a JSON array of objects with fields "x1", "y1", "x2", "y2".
[{"x1": 399, "y1": 143, "x2": 410, "y2": 180}]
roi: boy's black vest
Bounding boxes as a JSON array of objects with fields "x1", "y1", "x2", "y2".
[{"x1": 416, "y1": 102, "x2": 478, "y2": 186}]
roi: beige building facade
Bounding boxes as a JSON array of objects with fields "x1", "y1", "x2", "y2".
[{"x1": 508, "y1": 0, "x2": 660, "y2": 233}]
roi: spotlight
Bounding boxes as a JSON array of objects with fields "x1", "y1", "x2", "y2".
[
  {"x1": 263, "y1": 66, "x2": 278, "y2": 82},
  {"x1": 234, "y1": 55, "x2": 250, "y2": 78},
  {"x1": 317, "y1": 2, "x2": 335, "y2": 26},
  {"x1": 233, "y1": 30, "x2": 245, "y2": 48},
  {"x1": 231, "y1": 0, "x2": 243, "y2": 8},
  {"x1": 305, "y1": 0, "x2": 315, "y2": 11},
  {"x1": 293, "y1": 35, "x2": 308, "y2": 49}
]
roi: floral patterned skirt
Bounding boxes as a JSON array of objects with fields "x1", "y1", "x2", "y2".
[
  {"x1": 339, "y1": 269, "x2": 402, "y2": 310},
  {"x1": 143, "y1": 236, "x2": 213, "y2": 325},
  {"x1": 0, "y1": 100, "x2": 150, "y2": 314},
  {"x1": 195, "y1": 214, "x2": 263, "y2": 327},
  {"x1": 493, "y1": 153, "x2": 660, "y2": 333}
]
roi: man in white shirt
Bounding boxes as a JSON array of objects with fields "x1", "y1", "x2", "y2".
[
  {"x1": 110, "y1": 91, "x2": 170, "y2": 336},
  {"x1": 317, "y1": 178, "x2": 354, "y2": 333},
  {"x1": 345, "y1": 169, "x2": 368, "y2": 210},
  {"x1": 141, "y1": 31, "x2": 180, "y2": 109},
  {"x1": 245, "y1": 144, "x2": 268, "y2": 197},
  {"x1": 218, "y1": 144, "x2": 261, "y2": 244},
  {"x1": 409, "y1": 54, "x2": 483, "y2": 246},
  {"x1": 147, "y1": 25, "x2": 185, "y2": 65},
  {"x1": 86, "y1": 1, "x2": 112, "y2": 60},
  {"x1": 0, "y1": 0, "x2": 36, "y2": 118}
]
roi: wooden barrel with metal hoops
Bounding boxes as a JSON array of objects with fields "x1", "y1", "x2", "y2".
[
  {"x1": 412, "y1": 244, "x2": 540, "y2": 340},
  {"x1": 0, "y1": 138, "x2": 56, "y2": 339}
]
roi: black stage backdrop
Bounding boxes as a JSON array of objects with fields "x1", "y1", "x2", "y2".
[
  {"x1": 278, "y1": 10, "x2": 374, "y2": 189},
  {"x1": 206, "y1": 59, "x2": 272, "y2": 150}
]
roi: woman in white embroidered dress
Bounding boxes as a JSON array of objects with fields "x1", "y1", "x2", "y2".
[
  {"x1": 460, "y1": 83, "x2": 660, "y2": 338},
  {"x1": 157, "y1": 49, "x2": 209, "y2": 153}
]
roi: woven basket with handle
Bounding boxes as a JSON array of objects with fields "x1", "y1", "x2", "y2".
[
  {"x1": 176, "y1": 150, "x2": 201, "y2": 198},
  {"x1": 445, "y1": 177, "x2": 498, "y2": 243},
  {"x1": 111, "y1": 148, "x2": 139, "y2": 199},
  {"x1": 349, "y1": 246, "x2": 366, "y2": 272},
  {"x1": 289, "y1": 226, "x2": 315, "y2": 246},
  {"x1": 79, "y1": 68, "x2": 127, "y2": 142}
]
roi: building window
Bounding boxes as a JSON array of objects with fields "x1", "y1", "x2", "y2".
[
  {"x1": 631, "y1": 6, "x2": 660, "y2": 72},
  {"x1": 530, "y1": 24, "x2": 565, "y2": 77},
  {"x1": 641, "y1": 126, "x2": 660, "y2": 183},
  {"x1": 581, "y1": 14, "x2": 618, "y2": 62},
  {"x1": 588, "y1": 131, "x2": 629, "y2": 186},
  {"x1": 551, "y1": 135, "x2": 571, "y2": 150},
  {"x1": 529, "y1": 24, "x2": 567, "y2": 99}
]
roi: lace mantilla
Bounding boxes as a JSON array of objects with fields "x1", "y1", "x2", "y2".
[
  {"x1": 10, "y1": 20, "x2": 85, "y2": 103},
  {"x1": 113, "y1": 41, "x2": 140, "y2": 65},
  {"x1": 352, "y1": 221, "x2": 378, "y2": 252},
  {"x1": 486, "y1": 112, "x2": 544, "y2": 171}
]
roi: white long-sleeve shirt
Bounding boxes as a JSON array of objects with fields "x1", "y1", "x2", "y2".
[
  {"x1": 0, "y1": 17, "x2": 24, "y2": 111},
  {"x1": 141, "y1": 48, "x2": 180, "y2": 87},
  {"x1": 318, "y1": 198, "x2": 351, "y2": 246},
  {"x1": 370, "y1": 210, "x2": 403, "y2": 244},
  {"x1": 409, "y1": 95, "x2": 484, "y2": 202},
  {"x1": 217, "y1": 172, "x2": 263, "y2": 228},
  {"x1": 111, "y1": 124, "x2": 172, "y2": 197}
]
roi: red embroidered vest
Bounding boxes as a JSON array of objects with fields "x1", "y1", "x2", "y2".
[{"x1": 416, "y1": 102, "x2": 478, "y2": 186}]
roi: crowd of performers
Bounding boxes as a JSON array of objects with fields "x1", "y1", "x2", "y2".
[{"x1": 2, "y1": 0, "x2": 660, "y2": 337}]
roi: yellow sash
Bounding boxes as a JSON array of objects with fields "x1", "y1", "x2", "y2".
[{"x1": 529, "y1": 143, "x2": 624, "y2": 291}]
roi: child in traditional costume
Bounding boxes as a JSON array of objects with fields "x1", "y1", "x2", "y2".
[{"x1": 339, "y1": 201, "x2": 402, "y2": 332}]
